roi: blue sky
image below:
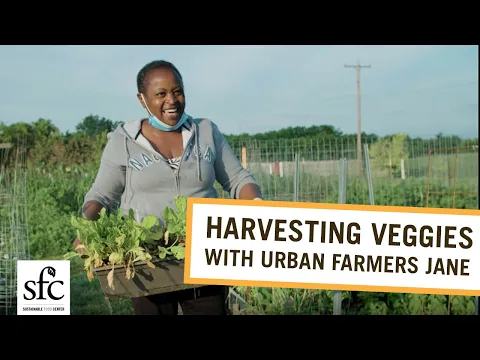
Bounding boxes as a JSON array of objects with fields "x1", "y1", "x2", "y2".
[{"x1": 0, "y1": 45, "x2": 477, "y2": 138}]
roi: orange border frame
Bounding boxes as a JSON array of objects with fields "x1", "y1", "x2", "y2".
[{"x1": 184, "y1": 197, "x2": 480, "y2": 297}]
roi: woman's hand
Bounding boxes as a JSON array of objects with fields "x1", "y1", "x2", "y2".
[{"x1": 71, "y1": 201, "x2": 104, "y2": 259}]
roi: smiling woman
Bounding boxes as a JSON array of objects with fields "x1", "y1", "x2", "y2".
[
  {"x1": 73, "y1": 59, "x2": 263, "y2": 315},
  {"x1": 137, "y1": 61, "x2": 188, "y2": 133}
]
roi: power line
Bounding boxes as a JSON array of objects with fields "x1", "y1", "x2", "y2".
[{"x1": 345, "y1": 60, "x2": 371, "y2": 176}]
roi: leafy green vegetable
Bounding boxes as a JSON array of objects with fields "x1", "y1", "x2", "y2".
[
  {"x1": 63, "y1": 195, "x2": 188, "y2": 289},
  {"x1": 163, "y1": 195, "x2": 187, "y2": 245}
]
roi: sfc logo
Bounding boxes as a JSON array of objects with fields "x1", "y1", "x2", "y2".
[{"x1": 17, "y1": 260, "x2": 70, "y2": 315}]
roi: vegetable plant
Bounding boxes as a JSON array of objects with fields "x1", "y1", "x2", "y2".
[
  {"x1": 63, "y1": 195, "x2": 188, "y2": 290},
  {"x1": 159, "y1": 195, "x2": 187, "y2": 261}
]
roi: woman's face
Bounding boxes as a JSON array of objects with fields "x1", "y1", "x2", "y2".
[{"x1": 137, "y1": 67, "x2": 186, "y2": 126}]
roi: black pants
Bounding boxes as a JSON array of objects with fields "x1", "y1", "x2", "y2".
[{"x1": 131, "y1": 286, "x2": 228, "y2": 315}]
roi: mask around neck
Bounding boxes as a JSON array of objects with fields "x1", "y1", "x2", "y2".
[
  {"x1": 148, "y1": 112, "x2": 189, "y2": 132},
  {"x1": 140, "y1": 93, "x2": 189, "y2": 132}
]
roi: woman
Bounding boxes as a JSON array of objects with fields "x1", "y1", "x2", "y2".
[{"x1": 74, "y1": 60, "x2": 263, "y2": 315}]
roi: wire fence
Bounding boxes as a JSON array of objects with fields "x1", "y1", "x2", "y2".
[
  {"x1": 0, "y1": 139, "x2": 30, "y2": 315},
  {"x1": 2, "y1": 133, "x2": 477, "y2": 315},
  {"x1": 215, "y1": 137, "x2": 478, "y2": 210}
]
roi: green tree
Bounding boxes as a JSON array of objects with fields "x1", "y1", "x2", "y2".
[
  {"x1": 369, "y1": 133, "x2": 409, "y2": 178},
  {"x1": 75, "y1": 115, "x2": 123, "y2": 137}
]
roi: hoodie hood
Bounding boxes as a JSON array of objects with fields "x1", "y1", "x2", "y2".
[{"x1": 116, "y1": 115, "x2": 203, "y2": 182}]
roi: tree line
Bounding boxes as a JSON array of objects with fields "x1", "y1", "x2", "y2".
[{"x1": 0, "y1": 114, "x2": 477, "y2": 168}]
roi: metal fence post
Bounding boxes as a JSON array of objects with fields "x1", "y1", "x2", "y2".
[
  {"x1": 333, "y1": 157, "x2": 348, "y2": 315},
  {"x1": 363, "y1": 144, "x2": 375, "y2": 205},
  {"x1": 293, "y1": 153, "x2": 300, "y2": 202}
]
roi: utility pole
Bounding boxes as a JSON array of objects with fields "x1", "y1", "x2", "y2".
[{"x1": 345, "y1": 60, "x2": 371, "y2": 177}]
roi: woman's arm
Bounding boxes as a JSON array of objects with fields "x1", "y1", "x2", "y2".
[
  {"x1": 82, "y1": 131, "x2": 126, "y2": 216},
  {"x1": 73, "y1": 131, "x2": 126, "y2": 252},
  {"x1": 211, "y1": 121, "x2": 263, "y2": 200}
]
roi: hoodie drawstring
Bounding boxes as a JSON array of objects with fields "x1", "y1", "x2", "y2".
[
  {"x1": 194, "y1": 121, "x2": 201, "y2": 182},
  {"x1": 125, "y1": 137, "x2": 135, "y2": 205}
]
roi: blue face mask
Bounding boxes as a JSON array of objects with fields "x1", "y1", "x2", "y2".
[
  {"x1": 148, "y1": 112, "x2": 189, "y2": 132},
  {"x1": 140, "y1": 93, "x2": 189, "y2": 132}
]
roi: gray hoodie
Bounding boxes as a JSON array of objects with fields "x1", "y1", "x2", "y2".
[{"x1": 83, "y1": 116, "x2": 261, "y2": 225}]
